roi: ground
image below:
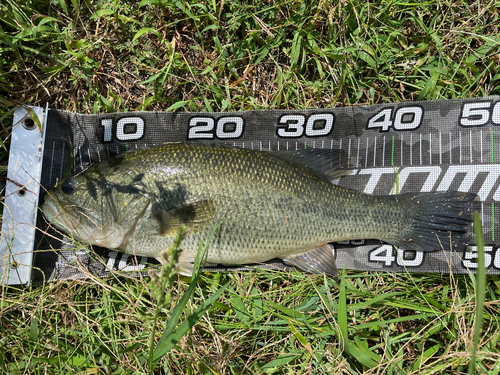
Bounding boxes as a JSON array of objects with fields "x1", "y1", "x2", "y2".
[{"x1": 1, "y1": 0, "x2": 500, "y2": 373}]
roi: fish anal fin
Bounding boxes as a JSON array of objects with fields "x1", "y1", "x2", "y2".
[
  {"x1": 280, "y1": 244, "x2": 337, "y2": 277},
  {"x1": 153, "y1": 200, "x2": 215, "y2": 237}
]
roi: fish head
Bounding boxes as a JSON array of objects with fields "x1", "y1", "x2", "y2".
[{"x1": 42, "y1": 168, "x2": 128, "y2": 249}]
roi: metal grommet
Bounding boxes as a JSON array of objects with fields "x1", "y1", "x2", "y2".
[{"x1": 23, "y1": 117, "x2": 37, "y2": 130}]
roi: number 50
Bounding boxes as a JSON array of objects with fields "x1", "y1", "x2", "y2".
[{"x1": 460, "y1": 101, "x2": 500, "y2": 127}]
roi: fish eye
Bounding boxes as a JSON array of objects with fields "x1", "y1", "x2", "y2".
[{"x1": 61, "y1": 178, "x2": 77, "y2": 195}]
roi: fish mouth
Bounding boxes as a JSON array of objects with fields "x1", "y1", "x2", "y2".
[{"x1": 42, "y1": 196, "x2": 79, "y2": 231}]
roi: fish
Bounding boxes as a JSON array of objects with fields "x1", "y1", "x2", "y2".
[{"x1": 42, "y1": 143, "x2": 476, "y2": 277}]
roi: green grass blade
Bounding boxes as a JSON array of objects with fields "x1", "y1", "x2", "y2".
[
  {"x1": 153, "y1": 224, "x2": 221, "y2": 362},
  {"x1": 338, "y1": 268, "x2": 348, "y2": 348},
  {"x1": 155, "y1": 272, "x2": 198, "y2": 350},
  {"x1": 152, "y1": 281, "x2": 229, "y2": 362},
  {"x1": 468, "y1": 211, "x2": 486, "y2": 374},
  {"x1": 347, "y1": 340, "x2": 379, "y2": 368},
  {"x1": 259, "y1": 350, "x2": 302, "y2": 370}
]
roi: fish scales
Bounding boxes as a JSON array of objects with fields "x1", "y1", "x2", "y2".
[
  {"x1": 115, "y1": 144, "x2": 399, "y2": 261},
  {"x1": 43, "y1": 143, "x2": 476, "y2": 276}
]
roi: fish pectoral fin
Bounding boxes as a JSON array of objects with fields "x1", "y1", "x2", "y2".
[
  {"x1": 152, "y1": 200, "x2": 215, "y2": 237},
  {"x1": 280, "y1": 244, "x2": 337, "y2": 277}
]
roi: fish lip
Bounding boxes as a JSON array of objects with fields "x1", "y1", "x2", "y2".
[
  {"x1": 42, "y1": 196, "x2": 58, "y2": 221},
  {"x1": 42, "y1": 196, "x2": 73, "y2": 231}
]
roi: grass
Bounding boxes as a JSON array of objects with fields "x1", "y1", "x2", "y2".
[{"x1": 1, "y1": 0, "x2": 500, "y2": 373}]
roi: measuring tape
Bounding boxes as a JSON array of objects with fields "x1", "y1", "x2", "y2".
[{"x1": 1, "y1": 97, "x2": 499, "y2": 284}]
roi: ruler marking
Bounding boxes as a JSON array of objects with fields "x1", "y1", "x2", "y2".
[
  {"x1": 491, "y1": 128, "x2": 494, "y2": 163},
  {"x1": 400, "y1": 133, "x2": 403, "y2": 166},
  {"x1": 348, "y1": 138, "x2": 352, "y2": 168},
  {"x1": 72, "y1": 145, "x2": 76, "y2": 171},
  {"x1": 79, "y1": 146, "x2": 83, "y2": 170},
  {"x1": 338, "y1": 139, "x2": 343, "y2": 167},
  {"x1": 365, "y1": 137, "x2": 369, "y2": 168},
  {"x1": 489, "y1": 126, "x2": 494, "y2": 241},
  {"x1": 391, "y1": 135, "x2": 394, "y2": 166},
  {"x1": 429, "y1": 133, "x2": 432, "y2": 165},
  {"x1": 493, "y1": 203, "x2": 495, "y2": 242},
  {"x1": 87, "y1": 148, "x2": 92, "y2": 166},
  {"x1": 382, "y1": 136, "x2": 386, "y2": 167},
  {"x1": 470, "y1": 130, "x2": 472, "y2": 163},
  {"x1": 419, "y1": 134, "x2": 422, "y2": 165},
  {"x1": 49, "y1": 141, "x2": 56, "y2": 183},
  {"x1": 449, "y1": 132, "x2": 452, "y2": 164},
  {"x1": 480, "y1": 130, "x2": 483, "y2": 162},
  {"x1": 482, "y1": 202, "x2": 484, "y2": 228},
  {"x1": 459, "y1": 131, "x2": 462, "y2": 164},
  {"x1": 373, "y1": 137, "x2": 377, "y2": 167},
  {"x1": 410, "y1": 133, "x2": 412, "y2": 165},
  {"x1": 439, "y1": 132, "x2": 442, "y2": 165},
  {"x1": 356, "y1": 138, "x2": 360, "y2": 167}
]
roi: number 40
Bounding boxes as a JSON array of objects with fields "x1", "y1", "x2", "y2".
[{"x1": 367, "y1": 106, "x2": 423, "y2": 132}]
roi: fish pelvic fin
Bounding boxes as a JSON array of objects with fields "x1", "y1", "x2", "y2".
[
  {"x1": 156, "y1": 251, "x2": 195, "y2": 277},
  {"x1": 280, "y1": 244, "x2": 337, "y2": 277},
  {"x1": 389, "y1": 191, "x2": 478, "y2": 252}
]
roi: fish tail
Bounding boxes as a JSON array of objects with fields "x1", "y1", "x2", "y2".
[{"x1": 389, "y1": 191, "x2": 478, "y2": 252}]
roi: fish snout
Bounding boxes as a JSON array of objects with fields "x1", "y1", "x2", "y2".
[{"x1": 42, "y1": 195, "x2": 81, "y2": 231}]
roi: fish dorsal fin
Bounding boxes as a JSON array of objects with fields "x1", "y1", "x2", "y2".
[
  {"x1": 152, "y1": 200, "x2": 216, "y2": 237},
  {"x1": 270, "y1": 149, "x2": 351, "y2": 181},
  {"x1": 280, "y1": 244, "x2": 337, "y2": 276}
]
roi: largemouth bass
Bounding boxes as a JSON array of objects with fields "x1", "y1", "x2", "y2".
[{"x1": 42, "y1": 143, "x2": 475, "y2": 276}]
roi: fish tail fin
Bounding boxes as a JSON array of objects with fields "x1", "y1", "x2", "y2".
[{"x1": 390, "y1": 191, "x2": 478, "y2": 252}]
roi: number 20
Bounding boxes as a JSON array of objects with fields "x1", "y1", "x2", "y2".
[{"x1": 188, "y1": 117, "x2": 244, "y2": 139}]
